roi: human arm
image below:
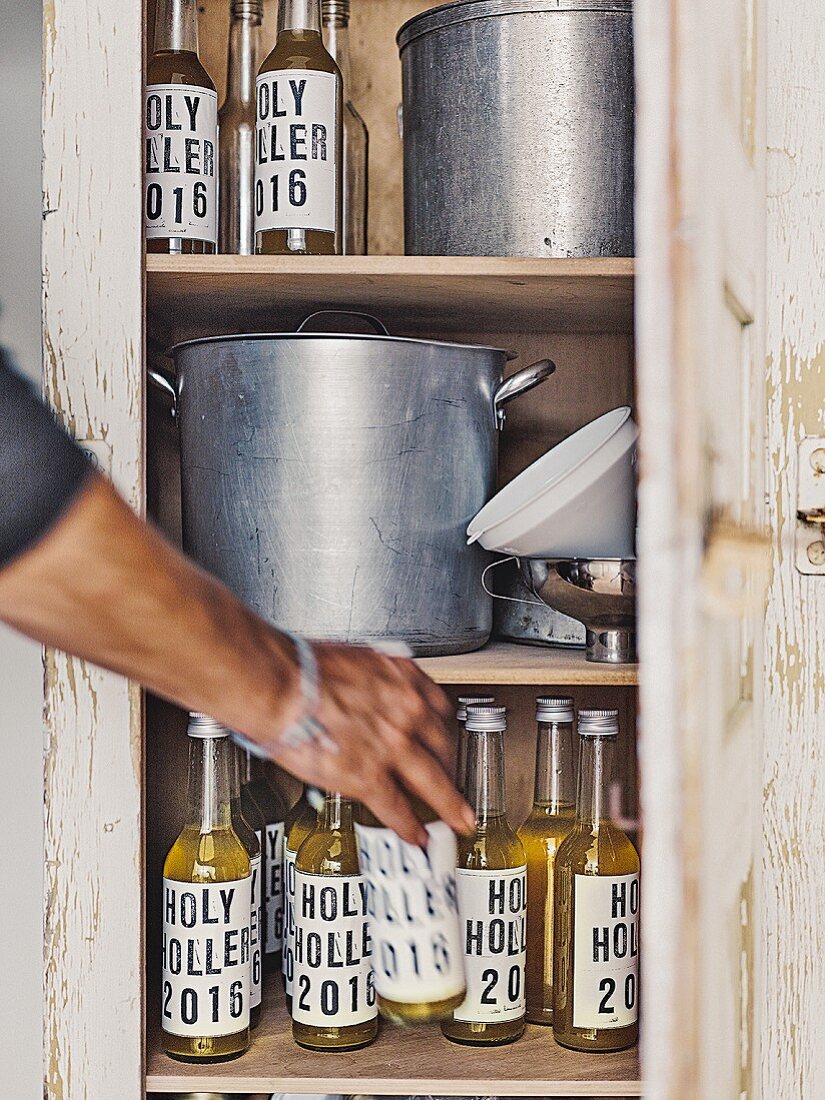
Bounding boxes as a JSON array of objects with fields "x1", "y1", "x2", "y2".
[{"x1": 0, "y1": 358, "x2": 471, "y2": 843}]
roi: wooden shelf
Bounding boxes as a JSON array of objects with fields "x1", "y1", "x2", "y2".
[
  {"x1": 415, "y1": 642, "x2": 638, "y2": 686},
  {"x1": 146, "y1": 982, "x2": 641, "y2": 1095},
  {"x1": 146, "y1": 255, "x2": 634, "y2": 337}
]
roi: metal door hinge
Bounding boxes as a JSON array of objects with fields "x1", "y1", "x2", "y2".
[{"x1": 796, "y1": 438, "x2": 825, "y2": 575}]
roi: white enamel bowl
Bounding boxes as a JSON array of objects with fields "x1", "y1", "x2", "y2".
[{"x1": 467, "y1": 407, "x2": 638, "y2": 559}]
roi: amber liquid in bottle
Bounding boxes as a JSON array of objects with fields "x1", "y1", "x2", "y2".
[
  {"x1": 292, "y1": 794, "x2": 378, "y2": 1050},
  {"x1": 255, "y1": 0, "x2": 343, "y2": 254},
  {"x1": 356, "y1": 800, "x2": 466, "y2": 1025},
  {"x1": 442, "y1": 706, "x2": 527, "y2": 1046},
  {"x1": 553, "y1": 710, "x2": 640, "y2": 1053},
  {"x1": 162, "y1": 716, "x2": 251, "y2": 1061},
  {"x1": 146, "y1": 0, "x2": 217, "y2": 254},
  {"x1": 517, "y1": 698, "x2": 577, "y2": 1025},
  {"x1": 229, "y1": 744, "x2": 263, "y2": 1028},
  {"x1": 282, "y1": 785, "x2": 317, "y2": 1010},
  {"x1": 241, "y1": 753, "x2": 288, "y2": 971}
]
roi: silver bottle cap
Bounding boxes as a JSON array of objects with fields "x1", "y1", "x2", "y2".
[
  {"x1": 456, "y1": 695, "x2": 495, "y2": 723},
  {"x1": 465, "y1": 704, "x2": 507, "y2": 733},
  {"x1": 536, "y1": 696, "x2": 574, "y2": 723},
  {"x1": 577, "y1": 708, "x2": 619, "y2": 737},
  {"x1": 187, "y1": 712, "x2": 228, "y2": 739}
]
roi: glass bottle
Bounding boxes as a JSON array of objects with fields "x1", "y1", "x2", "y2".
[
  {"x1": 292, "y1": 794, "x2": 378, "y2": 1050},
  {"x1": 356, "y1": 799, "x2": 466, "y2": 1025},
  {"x1": 161, "y1": 714, "x2": 251, "y2": 1061},
  {"x1": 553, "y1": 709, "x2": 640, "y2": 1052},
  {"x1": 321, "y1": 0, "x2": 368, "y2": 254},
  {"x1": 219, "y1": 0, "x2": 263, "y2": 254},
  {"x1": 455, "y1": 696, "x2": 495, "y2": 796},
  {"x1": 240, "y1": 751, "x2": 288, "y2": 971},
  {"x1": 229, "y1": 744, "x2": 263, "y2": 1028},
  {"x1": 518, "y1": 697, "x2": 577, "y2": 1026},
  {"x1": 442, "y1": 705, "x2": 527, "y2": 1046},
  {"x1": 282, "y1": 785, "x2": 318, "y2": 1009},
  {"x1": 255, "y1": 0, "x2": 344, "y2": 255},
  {"x1": 146, "y1": 0, "x2": 218, "y2": 253}
]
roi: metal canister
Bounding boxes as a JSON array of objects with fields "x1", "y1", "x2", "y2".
[{"x1": 398, "y1": 0, "x2": 634, "y2": 258}]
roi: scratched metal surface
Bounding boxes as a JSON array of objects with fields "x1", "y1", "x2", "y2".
[
  {"x1": 398, "y1": 0, "x2": 634, "y2": 257},
  {"x1": 171, "y1": 332, "x2": 517, "y2": 654}
]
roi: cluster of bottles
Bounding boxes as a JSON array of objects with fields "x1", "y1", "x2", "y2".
[
  {"x1": 146, "y1": 0, "x2": 367, "y2": 257},
  {"x1": 161, "y1": 700, "x2": 639, "y2": 1062}
]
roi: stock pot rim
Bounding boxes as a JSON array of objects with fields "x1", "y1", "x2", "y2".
[
  {"x1": 398, "y1": 0, "x2": 633, "y2": 51},
  {"x1": 168, "y1": 331, "x2": 515, "y2": 361}
]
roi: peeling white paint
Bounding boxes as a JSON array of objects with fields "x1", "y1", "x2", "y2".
[
  {"x1": 762, "y1": 4, "x2": 825, "y2": 1095},
  {"x1": 42, "y1": 0, "x2": 144, "y2": 1096}
]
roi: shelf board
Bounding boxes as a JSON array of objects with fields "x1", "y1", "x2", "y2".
[
  {"x1": 146, "y1": 255, "x2": 634, "y2": 336},
  {"x1": 415, "y1": 642, "x2": 638, "y2": 686},
  {"x1": 146, "y1": 982, "x2": 641, "y2": 1095}
]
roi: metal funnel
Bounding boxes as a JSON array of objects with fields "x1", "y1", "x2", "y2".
[{"x1": 521, "y1": 558, "x2": 637, "y2": 664}]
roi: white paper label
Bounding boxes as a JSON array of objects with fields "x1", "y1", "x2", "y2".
[
  {"x1": 145, "y1": 84, "x2": 217, "y2": 243},
  {"x1": 572, "y1": 873, "x2": 639, "y2": 1029},
  {"x1": 453, "y1": 866, "x2": 526, "y2": 1023},
  {"x1": 161, "y1": 878, "x2": 251, "y2": 1037},
  {"x1": 282, "y1": 844, "x2": 297, "y2": 993},
  {"x1": 249, "y1": 852, "x2": 262, "y2": 1009},
  {"x1": 291, "y1": 871, "x2": 376, "y2": 1027},
  {"x1": 264, "y1": 821, "x2": 285, "y2": 955},
  {"x1": 255, "y1": 69, "x2": 339, "y2": 233},
  {"x1": 355, "y1": 822, "x2": 465, "y2": 1004}
]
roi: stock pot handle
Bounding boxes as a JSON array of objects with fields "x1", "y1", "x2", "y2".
[
  {"x1": 148, "y1": 367, "x2": 178, "y2": 420},
  {"x1": 296, "y1": 310, "x2": 391, "y2": 336},
  {"x1": 494, "y1": 359, "x2": 556, "y2": 426}
]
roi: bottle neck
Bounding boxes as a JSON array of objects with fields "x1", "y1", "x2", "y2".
[
  {"x1": 575, "y1": 735, "x2": 616, "y2": 827},
  {"x1": 154, "y1": 0, "x2": 199, "y2": 55},
  {"x1": 464, "y1": 729, "x2": 507, "y2": 824},
  {"x1": 317, "y1": 792, "x2": 355, "y2": 832},
  {"x1": 323, "y1": 14, "x2": 352, "y2": 86},
  {"x1": 278, "y1": 0, "x2": 322, "y2": 36},
  {"x1": 534, "y1": 720, "x2": 576, "y2": 812},
  {"x1": 186, "y1": 737, "x2": 233, "y2": 833},
  {"x1": 225, "y1": 5, "x2": 261, "y2": 106}
]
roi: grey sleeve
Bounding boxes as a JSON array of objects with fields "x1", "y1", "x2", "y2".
[{"x1": 0, "y1": 348, "x2": 93, "y2": 568}]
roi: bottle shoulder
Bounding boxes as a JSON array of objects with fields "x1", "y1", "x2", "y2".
[
  {"x1": 555, "y1": 821, "x2": 639, "y2": 876},
  {"x1": 164, "y1": 825, "x2": 251, "y2": 883},
  {"x1": 296, "y1": 828, "x2": 362, "y2": 876},
  {"x1": 457, "y1": 822, "x2": 526, "y2": 872},
  {"x1": 148, "y1": 51, "x2": 216, "y2": 91},
  {"x1": 259, "y1": 37, "x2": 341, "y2": 77},
  {"x1": 518, "y1": 806, "x2": 576, "y2": 845}
]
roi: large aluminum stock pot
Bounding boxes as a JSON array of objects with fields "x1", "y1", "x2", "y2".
[
  {"x1": 398, "y1": 0, "x2": 634, "y2": 257},
  {"x1": 154, "y1": 313, "x2": 555, "y2": 655}
]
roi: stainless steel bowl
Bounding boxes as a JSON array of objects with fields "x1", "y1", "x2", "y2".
[{"x1": 521, "y1": 558, "x2": 637, "y2": 663}]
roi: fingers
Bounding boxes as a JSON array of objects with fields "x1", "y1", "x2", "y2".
[
  {"x1": 391, "y1": 736, "x2": 476, "y2": 837},
  {"x1": 362, "y1": 773, "x2": 429, "y2": 847}
]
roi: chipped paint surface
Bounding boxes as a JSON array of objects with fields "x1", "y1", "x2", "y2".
[
  {"x1": 762, "y1": 1, "x2": 825, "y2": 1094},
  {"x1": 42, "y1": 0, "x2": 144, "y2": 1095}
]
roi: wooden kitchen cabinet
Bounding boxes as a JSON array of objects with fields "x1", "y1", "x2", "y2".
[{"x1": 42, "y1": 0, "x2": 823, "y2": 1097}]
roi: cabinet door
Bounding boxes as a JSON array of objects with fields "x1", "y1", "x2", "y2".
[{"x1": 635, "y1": 0, "x2": 767, "y2": 1096}]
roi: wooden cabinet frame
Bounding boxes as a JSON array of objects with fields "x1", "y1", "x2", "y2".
[{"x1": 41, "y1": 0, "x2": 824, "y2": 1097}]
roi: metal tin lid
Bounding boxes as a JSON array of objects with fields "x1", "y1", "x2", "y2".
[
  {"x1": 536, "y1": 696, "x2": 575, "y2": 723},
  {"x1": 187, "y1": 712, "x2": 228, "y2": 739},
  {"x1": 577, "y1": 708, "x2": 619, "y2": 737},
  {"x1": 465, "y1": 704, "x2": 507, "y2": 732},
  {"x1": 398, "y1": 0, "x2": 632, "y2": 51},
  {"x1": 457, "y1": 696, "x2": 496, "y2": 722},
  {"x1": 168, "y1": 330, "x2": 514, "y2": 363}
]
